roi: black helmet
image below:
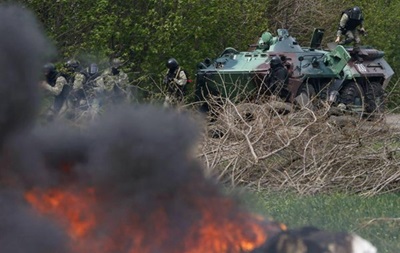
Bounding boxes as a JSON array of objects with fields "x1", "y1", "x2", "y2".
[
  {"x1": 350, "y1": 6, "x2": 362, "y2": 20},
  {"x1": 270, "y1": 56, "x2": 282, "y2": 68},
  {"x1": 43, "y1": 63, "x2": 55, "y2": 75},
  {"x1": 65, "y1": 59, "x2": 80, "y2": 71},
  {"x1": 89, "y1": 63, "x2": 98, "y2": 75},
  {"x1": 166, "y1": 58, "x2": 179, "y2": 70}
]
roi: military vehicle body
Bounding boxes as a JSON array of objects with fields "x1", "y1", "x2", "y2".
[{"x1": 195, "y1": 29, "x2": 394, "y2": 114}]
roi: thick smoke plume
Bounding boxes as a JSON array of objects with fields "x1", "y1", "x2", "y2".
[
  {"x1": 0, "y1": 4, "x2": 376, "y2": 253},
  {"x1": 0, "y1": 4, "x2": 51, "y2": 146},
  {"x1": 0, "y1": 4, "x2": 281, "y2": 253},
  {"x1": 0, "y1": 4, "x2": 69, "y2": 253}
]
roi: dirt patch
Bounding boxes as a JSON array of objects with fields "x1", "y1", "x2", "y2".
[{"x1": 385, "y1": 114, "x2": 400, "y2": 130}]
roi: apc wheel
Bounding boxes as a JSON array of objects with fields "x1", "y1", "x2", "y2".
[
  {"x1": 339, "y1": 82, "x2": 362, "y2": 106},
  {"x1": 365, "y1": 82, "x2": 385, "y2": 114},
  {"x1": 299, "y1": 83, "x2": 316, "y2": 98},
  {"x1": 295, "y1": 83, "x2": 316, "y2": 109}
]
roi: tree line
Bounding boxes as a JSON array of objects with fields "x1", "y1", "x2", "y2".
[{"x1": 15, "y1": 0, "x2": 400, "y2": 104}]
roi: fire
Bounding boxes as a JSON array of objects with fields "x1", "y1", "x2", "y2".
[
  {"x1": 25, "y1": 188, "x2": 97, "y2": 239},
  {"x1": 24, "y1": 187, "x2": 284, "y2": 253}
]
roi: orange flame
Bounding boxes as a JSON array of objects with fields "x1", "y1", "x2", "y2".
[
  {"x1": 25, "y1": 188, "x2": 283, "y2": 253},
  {"x1": 25, "y1": 188, "x2": 97, "y2": 238}
]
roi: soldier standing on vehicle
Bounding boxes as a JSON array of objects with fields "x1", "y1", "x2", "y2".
[
  {"x1": 40, "y1": 63, "x2": 70, "y2": 120},
  {"x1": 163, "y1": 58, "x2": 188, "y2": 107},
  {"x1": 257, "y1": 31, "x2": 277, "y2": 51},
  {"x1": 335, "y1": 6, "x2": 366, "y2": 62},
  {"x1": 103, "y1": 58, "x2": 130, "y2": 104}
]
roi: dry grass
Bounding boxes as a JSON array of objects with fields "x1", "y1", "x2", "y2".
[{"x1": 196, "y1": 96, "x2": 400, "y2": 196}]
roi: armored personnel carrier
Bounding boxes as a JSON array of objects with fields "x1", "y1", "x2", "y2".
[{"x1": 195, "y1": 28, "x2": 394, "y2": 114}]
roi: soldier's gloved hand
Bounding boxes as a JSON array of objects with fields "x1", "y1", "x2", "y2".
[{"x1": 173, "y1": 78, "x2": 179, "y2": 83}]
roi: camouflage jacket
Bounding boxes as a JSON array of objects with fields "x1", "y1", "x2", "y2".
[
  {"x1": 41, "y1": 75, "x2": 68, "y2": 96},
  {"x1": 102, "y1": 69, "x2": 129, "y2": 93}
]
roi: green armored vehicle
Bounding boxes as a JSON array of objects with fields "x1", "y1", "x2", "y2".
[{"x1": 195, "y1": 28, "x2": 394, "y2": 114}]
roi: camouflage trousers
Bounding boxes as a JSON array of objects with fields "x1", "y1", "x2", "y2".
[
  {"x1": 341, "y1": 29, "x2": 361, "y2": 49},
  {"x1": 163, "y1": 94, "x2": 184, "y2": 108}
]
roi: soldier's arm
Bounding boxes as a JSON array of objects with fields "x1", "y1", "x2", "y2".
[
  {"x1": 73, "y1": 73, "x2": 85, "y2": 90},
  {"x1": 41, "y1": 77, "x2": 67, "y2": 96},
  {"x1": 94, "y1": 77, "x2": 105, "y2": 92},
  {"x1": 119, "y1": 72, "x2": 129, "y2": 89},
  {"x1": 359, "y1": 19, "x2": 365, "y2": 31},
  {"x1": 175, "y1": 70, "x2": 187, "y2": 86},
  {"x1": 102, "y1": 70, "x2": 114, "y2": 92},
  {"x1": 336, "y1": 14, "x2": 349, "y2": 37}
]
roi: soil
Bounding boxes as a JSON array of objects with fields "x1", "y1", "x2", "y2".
[{"x1": 385, "y1": 114, "x2": 400, "y2": 130}]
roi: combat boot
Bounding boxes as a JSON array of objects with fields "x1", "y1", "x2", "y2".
[
  {"x1": 339, "y1": 38, "x2": 354, "y2": 45},
  {"x1": 352, "y1": 47, "x2": 363, "y2": 63}
]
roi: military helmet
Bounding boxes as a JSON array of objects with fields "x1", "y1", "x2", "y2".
[
  {"x1": 89, "y1": 63, "x2": 98, "y2": 75},
  {"x1": 350, "y1": 6, "x2": 362, "y2": 20},
  {"x1": 270, "y1": 56, "x2": 282, "y2": 68},
  {"x1": 65, "y1": 59, "x2": 80, "y2": 70},
  {"x1": 261, "y1": 32, "x2": 273, "y2": 45},
  {"x1": 43, "y1": 63, "x2": 55, "y2": 75},
  {"x1": 110, "y1": 58, "x2": 122, "y2": 68},
  {"x1": 166, "y1": 58, "x2": 179, "y2": 70}
]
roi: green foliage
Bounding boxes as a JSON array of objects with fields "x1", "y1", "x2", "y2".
[
  {"x1": 254, "y1": 191, "x2": 400, "y2": 253},
  {"x1": 16, "y1": 0, "x2": 399, "y2": 104}
]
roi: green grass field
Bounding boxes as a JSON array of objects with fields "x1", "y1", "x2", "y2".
[{"x1": 245, "y1": 191, "x2": 400, "y2": 253}]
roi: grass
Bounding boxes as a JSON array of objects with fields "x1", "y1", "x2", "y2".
[{"x1": 243, "y1": 191, "x2": 400, "y2": 253}]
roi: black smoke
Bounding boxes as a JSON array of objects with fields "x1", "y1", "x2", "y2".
[
  {"x1": 0, "y1": 191, "x2": 68, "y2": 253},
  {"x1": 0, "y1": 4, "x2": 69, "y2": 253},
  {"x1": 0, "y1": 4, "x2": 51, "y2": 147},
  {"x1": 0, "y1": 4, "x2": 282, "y2": 253}
]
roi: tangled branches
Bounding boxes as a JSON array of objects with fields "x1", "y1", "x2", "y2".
[{"x1": 197, "y1": 97, "x2": 400, "y2": 196}]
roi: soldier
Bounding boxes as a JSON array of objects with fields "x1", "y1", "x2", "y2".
[
  {"x1": 257, "y1": 31, "x2": 277, "y2": 51},
  {"x1": 258, "y1": 56, "x2": 289, "y2": 102},
  {"x1": 59, "y1": 59, "x2": 89, "y2": 119},
  {"x1": 103, "y1": 58, "x2": 130, "y2": 104},
  {"x1": 335, "y1": 6, "x2": 366, "y2": 62},
  {"x1": 79, "y1": 63, "x2": 105, "y2": 118},
  {"x1": 40, "y1": 63, "x2": 70, "y2": 120},
  {"x1": 163, "y1": 58, "x2": 188, "y2": 107}
]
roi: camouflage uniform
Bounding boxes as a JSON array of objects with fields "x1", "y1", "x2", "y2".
[
  {"x1": 59, "y1": 60, "x2": 90, "y2": 119},
  {"x1": 336, "y1": 7, "x2": 365, "y2": 51},
  {"x1": 102, "y1": 59, "x2": 130, "y2": 104},
  {"x1": 81, "y1": 66, "x2": 105, "y2": 118},
  {"x1": 163, "y1": 58, "x2": 188, "y2": 107},
  {"x1": 41, "y1": 65, "x2": 70, "y2": 119}
]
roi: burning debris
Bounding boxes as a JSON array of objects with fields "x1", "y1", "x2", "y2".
[
  {"x1": 252, "y1": 226, "x2": 377, "y2": 253},
  {"x1": 0, "y1": 4, "x2": 377, "y2": 253}
]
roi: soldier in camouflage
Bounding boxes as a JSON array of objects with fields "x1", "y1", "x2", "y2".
[
  {"x1": 163, "y1": 58, "x2": 188, "y2": 107},
  {"x1": 335, "y1": 6, "x2": 366, "y2": 62},
  {"x1": 40, "y1": 63, "x2": 70, "y2": 120},
  {"x1": 102, "y1": 58, "x2": 130, "y2": 104},
  {"x1": 79, "y1": 63, "x2": 105, "y2": 119},
  {"x1": 50, "y1": 59, "x2": 90, "y2": 120},
  {"x1": 65, "y1": 59, "x2": 87, "y2": 109}
]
